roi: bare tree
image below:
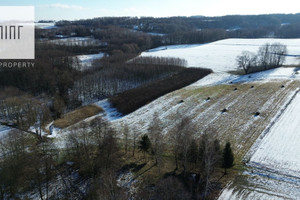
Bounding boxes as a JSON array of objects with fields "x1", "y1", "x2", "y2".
[
  {"x1": 257, "y1": 42, "x2": 287, "y2": 70},
  {"x1": 123, "y1": 124, "x2": 129, "y2": 154},
  {"x1": 198, "y1": 133, "x2": 222, "y2": 198},
  {"x1": 237, "y1": 43, "x2": 287, "y2": 73},
  {"x1": 236, "y1": 51, "x2": 257, "y2": 74},
  {"x1": 258, "y1": 43, "x2": 271, "y2": 70},
  {"x1": 270, "y1": 43, "x2": 287, "y2": 67},
  {"x1": 148, "y1": 113, "x2": 165, "y2": 174},
  {"x1": 132, "y1": 127, "x2": 139, "y2": 157},
  {"x1": 0, "y1": 130, "x2": 37, "y2": 198},
  {"x1": 89, "y1": 169, "x2": 128, "y2": 200},
  {"x1": 172, "y1": 115, "x2": 195, "y2": 176}
]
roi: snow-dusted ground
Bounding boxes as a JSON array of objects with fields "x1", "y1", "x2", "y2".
[
  {"x1": 146, "y1": 32, "x2": 166, "y2": 36},
  {"x1": 0, "y1": 125, "x2": 10, "y2": 140},
  {"x1": 111, "y1": 67, "x2": 299, "y2": 138},
  {"x1": 77, "y1": 52, "x2": 105, "y2": 70},
  {"x1": 219, "y1": 169, "x2": 300, "y2": 200},
  {"x1": 249, "y1": 91, "x2": 300, "y2": 177},
  {"x1": 190, "y1": 67, "x2": 300, "y2": 88},
  {"x1": 94, "y1": 99, "x2": 123, "y2": 121},
  {"x1": 218, "y1": 78, "x2": 300, "y2": 199},
  {"x1": 141, "y1": 38, "x2": 300, "y2": 72}
]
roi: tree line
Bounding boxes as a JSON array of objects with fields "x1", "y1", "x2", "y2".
[
  {"x1": 237, "y1": 42, "x2": 287, "y2": 74},
  {"x1": 55, "y1": 14, "x2": 300, "y2": 35},
  {"x1": 109, "y1": 67, "x2": 212, "y2": 115}
]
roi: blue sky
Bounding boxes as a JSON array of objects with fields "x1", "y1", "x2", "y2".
[{"x1": 1, "y1": 0, "x2": 299, "y2": 21}]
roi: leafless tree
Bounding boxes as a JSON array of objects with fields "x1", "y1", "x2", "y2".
[
  {"x1": 89, "y1": 169, "x2": 128, "y2": 200},
  {"x1": 236, "y1": 51, "x2": 257, "y2": 74},
  {"x1": 198, "y1": 133, "x2": 222, "y2": 198},
  {"x1": 131, "y1": 126, "x2": 141, "y2": 157},
  {"x1": 173, "y1": 115, "x2": 196, "y2": 176},
  {"x1": 269, "y1": 43, "x2": 287, "y2": 67},
  {"x1": 148, "y1": 113, "x2": 165, "y2": 174},
  {"x1": 258, "y1": 43, "x2": 271, "y2": 70},
  {"x1": 123, "y1": 124, "x2": 129, "y2": 155},
  {"x1": 257, "y1": 42, "x2": 287, "y2": 70},
  {"x1": 237, "y1": 43, "x2": 287, "y2": 73}
]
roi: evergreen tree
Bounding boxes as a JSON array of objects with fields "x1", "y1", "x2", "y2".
[
  {"x1": 222, "y1": 142, "x2": 234, "y2": 175},
  {"x1": 138, "y1": 134, "x2": 151, "y2": 159}
]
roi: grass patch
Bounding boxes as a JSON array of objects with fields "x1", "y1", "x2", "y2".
[
  {"x1": 53, "y1": 104, "x2": 103, "y2": 129},
  {"x1": 227, "y1": 69, "x2": 245, "y2": 75}
]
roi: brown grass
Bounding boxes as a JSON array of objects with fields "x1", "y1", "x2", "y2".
[{"x1": 53, "y1": 104, "x2": 103, "y2": 129}]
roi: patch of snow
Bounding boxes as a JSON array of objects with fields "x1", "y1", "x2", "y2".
[
  {"x1": 218, "y1": 167, "x2": 300, "y2": 200},
  {"x1": 76, "y1": 52, "x2": 105, "y2": 70},
  {"x1": 189, "y1": 72, "x2": 237, "y2": 87},
  {"x1": 77, "y1": 53, "x2": 105, "y2": 63},
  {"x1": 0, "y1": 125, "x2": 11, "y2": 140},
  {"x1": 117, "y1": 171, "x2": 138, "y2": 195},
  {"x1": 191, "y1": 67, "x2": 300, "y2": 89},
  {"x1": 230, "y1": 67, "x2": 300, "y2": 83},
  {"x1": 146, "y1": 32, "x2": 166, "y2": 36},
  {"x1": 47, "y1": 125, "x2": 60, "y2": 138},
  {"x1": 35, "y1": 22, "x2": 57, "y2": 29},
  {"x1": 94, "y1": 99, "x2": 123, "y2": 121}
]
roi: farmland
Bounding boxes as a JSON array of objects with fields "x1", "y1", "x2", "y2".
[
  {"x1": 141, "y1": 38, "x2": 300, "y2": 72},
  {"x1": 219, "y1": 88, "x2": 300, "y2": 199},
  {"x1": 111, "y1": 69, "x2": 300, "y2": 158}
]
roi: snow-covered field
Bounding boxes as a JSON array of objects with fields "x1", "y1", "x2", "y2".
[
  {"x1": 218, "y1": 76, "x2": 300, "y2": 199},
  {"x1": 219, "y1": 169, "x2": 300, "y2": 200},
  {"x1": 249, "y1": 91, "x2": 300, "y2": 177},
  {"x1": 35, "y1": 22, "x2": 57, "y2": 29},
  {"x1": 141, "y1": 38, "x2": 300, "y2": 72},
  {"x1": 191, "y1": 67, "x2": 300, "y2": 88}
]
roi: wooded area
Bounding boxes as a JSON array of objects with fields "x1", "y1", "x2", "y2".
[{"x1": 109, "y1": 67, "x2": 212, "y2": 114}]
